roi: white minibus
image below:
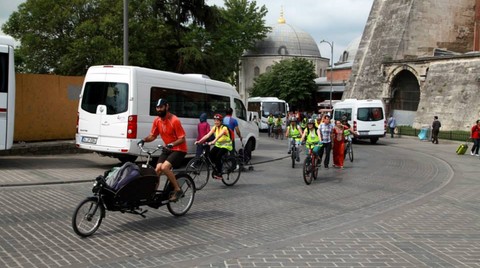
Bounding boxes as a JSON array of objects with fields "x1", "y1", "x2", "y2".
[
  {"x1": 0, "y1": 35, "x2": 15, "y2": 151},
  {"x1": 332, "y1": 99, "x2": 386, "y2": 144},
  {"x1": 247, "y1": 97, "x2": 289, "y2": 130},
  {"x1": 76, "y1": 65, "x2": 259, "y2": 162}
]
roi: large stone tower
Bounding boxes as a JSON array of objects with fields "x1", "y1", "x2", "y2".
[{"x1": 344, "y1": 0, "x2": 480, "y2": 130}]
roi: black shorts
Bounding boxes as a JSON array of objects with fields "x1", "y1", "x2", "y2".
[{"x1": 157, "y1": 151, "x2": 186, "y2": 169}]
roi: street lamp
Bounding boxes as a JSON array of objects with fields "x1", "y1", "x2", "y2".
[
  {"x1": 320, "y1": 40, "x2": 334, "y2": 108},
  {"x1": 123, "y1": 0, "x2": 129, "y2": 65}
]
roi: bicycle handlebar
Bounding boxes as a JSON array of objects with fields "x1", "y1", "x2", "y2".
[{"x1": 138, "y1": 143, "x2": 170, "y2": 156}]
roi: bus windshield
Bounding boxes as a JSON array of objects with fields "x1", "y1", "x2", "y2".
[{"x1": 262, "y1": 102, "x2": 287, "y2": 117}]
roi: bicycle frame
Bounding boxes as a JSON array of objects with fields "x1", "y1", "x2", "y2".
[
  {"x1": 303, "y1": 143, "x2": 319, "y2": 184},
  {"x1": 186, "y1": 144, "x2": 242, "y2": 190}
]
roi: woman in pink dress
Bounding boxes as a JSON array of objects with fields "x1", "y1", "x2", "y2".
[{"x1": 332, "y1": 120, "x2": 345, "y2": 169}]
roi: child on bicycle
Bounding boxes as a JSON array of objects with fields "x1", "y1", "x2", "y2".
[
  {"x1": 285, "y1": 116, "x2": 303, "y2": 162},
  {"x1": 301, "y1": 119, "x2": 322, "y2": 159},
  {"x1": 195, "y1": 114, "x2": 233, "y2": 180}
]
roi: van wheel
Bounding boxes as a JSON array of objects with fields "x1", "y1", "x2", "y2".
[
  {"x1": 117, "y1": 155, "x2": 138, "y2": 163},
  {"x1": 245, "y1": 139, "x2": 254, "y2": 153},
  {"x1": 370, "y1": 138, "x2": 378, "y2": 144}
]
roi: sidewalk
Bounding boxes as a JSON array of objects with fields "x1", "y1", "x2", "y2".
[{"x1": 0, "y1": 139, "x2": 85, "y2": 156}]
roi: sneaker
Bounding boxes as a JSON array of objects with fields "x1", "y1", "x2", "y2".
[
  {"x1": 324, "y1": 164, "x2": 329, "y2": 169},
  {"x1": 287, "y1": 150, "x2": 291, "y2": 154},
  {"x1": 169, "y1": 189, "x2": 184, "y2": 202},
  {"x1": 471, "y1": 151, "x2": 474, "y2": 156},
  {"x1": 476, "y1": 154, "x2": 479, "y2": 156},
  {"x1": 213, "y1": 174, "x2": 223, "y2": 180}
]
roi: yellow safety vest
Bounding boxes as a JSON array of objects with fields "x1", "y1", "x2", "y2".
[
  {"x1": 306, "y1": 128, "x2": 320, "y2": 148},
  {"x1": 288, "y1": 125, "x2": 301, "y2": 140},
  {"x1": 214, "y1": 125, "x2": 233, "y2": 151}
]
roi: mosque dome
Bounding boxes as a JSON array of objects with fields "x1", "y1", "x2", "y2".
[
  {"x1": 338, "y1": 36, "x2": 361, "y2": 63},
  {"x1": 243, "y1": 15, "x2": 321, "y2": 57}
]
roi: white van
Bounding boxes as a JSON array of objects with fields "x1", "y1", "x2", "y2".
[
  {"x1": 76, "y1": 65, "x2": 259, "y2": 162},
  {"x1": 332, "y1": 99, "x2": 386, "y2": 144}
]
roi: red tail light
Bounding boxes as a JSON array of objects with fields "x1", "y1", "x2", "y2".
[
  {"x1": 353, "y1": 121, "x2": 357, "y2": 132},
  {"x1": 76, "y1": 113, "x2": 79, "y2": 133},
  {"x1": 127, "y1": 115, "x2": 137, "y2": 139}
]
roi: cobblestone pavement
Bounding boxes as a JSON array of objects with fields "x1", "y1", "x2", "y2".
[{"x1": 0, "y1": 135, "x2": 479, "y2": 267}]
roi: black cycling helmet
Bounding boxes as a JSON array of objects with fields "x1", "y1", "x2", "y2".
[{"x1": 156, "y1": 98, "x2": 168, "y2": 107}]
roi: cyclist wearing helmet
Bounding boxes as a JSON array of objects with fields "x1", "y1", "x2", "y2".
[
  {"x1": 285, "y1": 116, "x2": 303, "y2": 161},
  {"x1": 274, "y1": 114, "x2": 283, "y2": 138},
  {"x1": 301, "y1": 118, "x2": 322, "y2": 157},
  {"x1": 138, "y1": 98, "x2": 186, "y2": 201},
  {"x1": 195, "y1": 113, "x2": 233, "y2": 180}
]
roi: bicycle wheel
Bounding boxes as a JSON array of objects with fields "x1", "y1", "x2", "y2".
[
  {"x1": 185, "y1": 157, "x2": 210, "y2": 190},
  {"x1": 167, "y1": 174, "x2": 195, "y2": 216},
  {"x1": 312, "y1": 156, "x2": 319, "y2": 181},
  {"x1": 291, "y1": 145, "x2": 296, "y2": 168},
  {"x1": 222, "y1": 155, "x2": 241, "y2": 186},
  {"x1": 303, "y1": 156, "x2": 313, "y2": 185},
  {"x1": 348, "y1": 142, "x2": 354, "y2": 162},
  {"x1": 72, "y1": 197, "x2": 104, "y2": 237}
]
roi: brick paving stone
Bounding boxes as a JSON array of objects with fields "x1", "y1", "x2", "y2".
[{"x1": 1, "y1": 136, "x2": 480, "y2": 267}]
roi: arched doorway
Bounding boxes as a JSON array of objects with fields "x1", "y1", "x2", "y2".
[{"x1": 390, "y1": 70, "x2": 420, "y2": 125}]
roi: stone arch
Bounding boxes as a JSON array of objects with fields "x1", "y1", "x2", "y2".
[{"x1": 386, "y1": 65, "x2": 421, "y2": 125}]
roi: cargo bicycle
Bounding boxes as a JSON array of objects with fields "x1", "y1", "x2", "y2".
[{"x1": 71, "y1": 144, "x2": 195, "y2": 237}]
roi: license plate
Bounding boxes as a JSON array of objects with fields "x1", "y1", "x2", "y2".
[
  {"x1": 359, "y1": 131, "x2": 368, "y2": 135},
  {"x1": 82, "y1": 136, "x2": 98, "y2": 144}
]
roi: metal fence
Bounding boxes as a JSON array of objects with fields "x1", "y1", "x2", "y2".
[{"x1": 396, "y1": 126, "x2": 470, "y2": 142}]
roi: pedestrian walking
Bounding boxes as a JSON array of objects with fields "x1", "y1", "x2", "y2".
[
  {"x1": 332, "y1": 120, "x2": 345, "y2": 169},
  {"x1": 431, "y1": 116, "x2": 441, "y2": 144},
  {"x1": 195, "y1": 113, "x2": 211, "y2": 157},
  {"x1": 318, "y1": 115, "x2": 334, "y2": 168},
  {"x1": 470, "y1": 119, "x2": 480, "y2": 156},
  {"x1": 387, "y1": 114, "x2": 396, "y2": 138}
]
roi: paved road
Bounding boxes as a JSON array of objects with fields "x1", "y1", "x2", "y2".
[{"x1": 0, "y1": 134, "x2": 479, "y2": 267}]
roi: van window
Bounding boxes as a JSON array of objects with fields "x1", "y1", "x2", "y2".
[
  {"x1": 357, "y1": 107, "x2": 384, "y2": 121},
  {"x1": 0, "y1": 52, "x2": 8, "y2": 93},
  {"x1": 81, "y1": 82, "x2": 128, "y2": 114},
  {"x1": 150, "y1": 87, "x2": 231, "y2": 119},
  {"x1": 333, "y1": 108, "x2": 352, "y2": 121},
  {"x1": 234, "y1": 98, "x2": 247, "y2": 121}
]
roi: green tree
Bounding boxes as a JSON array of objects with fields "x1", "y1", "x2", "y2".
[
  {"x1": 2, "y1": 0, "x2": 269, "y2": 81},
  {"x1": 250, "y1": 58, "x2": 318, "y2": 111}
]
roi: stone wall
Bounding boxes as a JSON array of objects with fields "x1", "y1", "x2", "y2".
[{"x1": 414, "y1": 57, "x2": 480, "y2": 130}]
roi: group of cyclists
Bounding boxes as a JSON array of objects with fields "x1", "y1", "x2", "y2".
[
  {"x1": 139, "y1": 97, "x2": 355, "y2": 202},
  {"x1": 269, "y1": 111, "x2": 354, "y2": 170}
]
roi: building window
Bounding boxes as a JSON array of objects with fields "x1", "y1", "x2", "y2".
[{"x1": 254, "y1": 66, "x2": 260, "y2": 77}]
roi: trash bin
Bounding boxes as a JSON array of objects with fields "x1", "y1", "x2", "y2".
[{"x1": 418, "y1": 125, "x2": 430, "y2": 141}]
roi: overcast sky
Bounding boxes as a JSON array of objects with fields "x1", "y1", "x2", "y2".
[{"x1": 1, "y1": 0, "x2": 374, "y2": 63}]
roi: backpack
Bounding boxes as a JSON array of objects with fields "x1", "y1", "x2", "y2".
[{"x1": 105, "y1": 162, "x2": 141, "y2": 191}]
